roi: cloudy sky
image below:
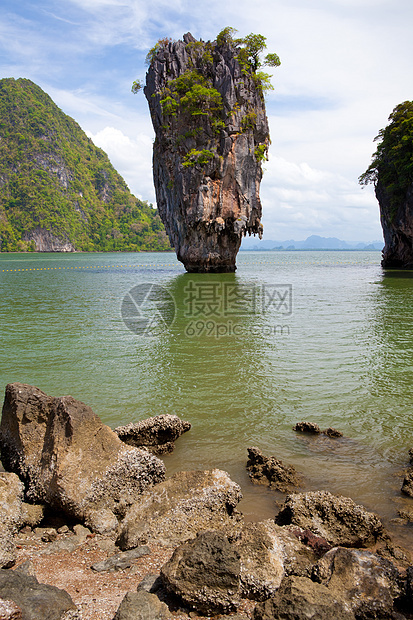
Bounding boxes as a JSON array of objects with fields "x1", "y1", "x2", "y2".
[{"x1": 1, "y1": 0, "x2": 412, "y2": 242}]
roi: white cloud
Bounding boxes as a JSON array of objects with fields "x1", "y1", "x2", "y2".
[{"x1": 87, "y1": 126, "x2": 155, "y2": 201}]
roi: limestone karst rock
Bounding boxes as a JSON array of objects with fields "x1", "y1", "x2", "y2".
[
  {"x1": 360, "y1": 101, "x2": 413, "y2": 268},
  {"x1": 144, "y1": 32, "x2": 272, "y2": 272}
]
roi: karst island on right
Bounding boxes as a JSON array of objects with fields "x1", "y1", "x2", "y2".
[{"x1": 360, "y1": 101, "x2": 413, "y2": 269}]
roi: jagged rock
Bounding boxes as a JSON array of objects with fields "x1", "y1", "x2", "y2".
[
  {"x1": 246, "y1": 447, "x2": 300, "y2": 492},
  {"x1": 114, "y1": 414, "x2": 191, "y2": 455},
  {"x1": 313, "y1": 546, "x2": 402, "y2": 619},
  {"x1": 0, "y1": 473, "x2": 24, "y2": 532},
  {"x1": 0, "y1": 473, "x2": 24, "y2": 569},
  {"x1": 0, "y1": 598, "x2": 22, "y2": 620},
  {"x1": 117, "y1": 469, "x2": 242, "y2": 550},
  {"x1": 161, "y1": 530, "x2": 242, "y2": 614},
  {"x1": 0, "y1": 569, "x2": 76, "y2": 619},
  {"x1": 266, "y1": 524, "x2": 319, "y2": 578},
  {"x1": 91, "y1": 546, "x2": 150, "y2": 572},
  {"x1": 72, "y1": 524, "x2": 91, "y2": 542},
  {"x1": 293, "y1": 422, "x2": 343, "y2": 437},
  {"x1": 293, "y1": 422, "x2": 321, "y2": 434},
  {"x1": 276, "y1": 490, "x2": 385, "y2": 547},
  {"x1": 0, "y1": 530, "x2": 17, "y2": 569},
  {"x1": 376, "y1": 180, "x2": 413, "y2": 268},
  {"x1": 323, "y1": 427, "x2": 343, "y2": 438},
  {"x1": 0, "y1": 383, "x2": 165, "y2": 525},
  {"x1": 401, "y1": 468, "x2": 413, "y2": 497},
  {"x1": 234, "y1": 521, "x2": 288, "y2": 601},
  {"x1": 112, "y1": 590, "x2": 170, "y2": 620},
  {"x1": 84, "y1": 508, "x2": 119, "y2": 536},
  {"x1": 144, "y1": 33, "x2": 270, "y2": 272},
  {"x1": 161, "y1": 520, "x2": 319, "y2": 613},
  {"x1": 252, "y1": 575, "x2": 355, "y2": 620},
  {"x1": 137, "y1": 574, "x2": 162, "y2": 593},
  {"x1": 21, "y1": 502, "x2": 46, "y2": 528}
]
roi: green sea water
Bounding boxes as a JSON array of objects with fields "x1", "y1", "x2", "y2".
[{"x1": 1, "y1": 250, "x2": 412, "y2": 542}]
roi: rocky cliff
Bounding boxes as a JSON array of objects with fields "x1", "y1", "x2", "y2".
[
  {"x1": 0, "y1": 78, "x2": 170, "y2": 252},
  {"x1": 360, "y1": 101, "x2": 413, "y2": 268},
  {"x1": 144, "y1": 32, "x2": 272, "y2": 272},
  {"x1": 376, "y1": 180, "x2": 413, "y2": 268}
]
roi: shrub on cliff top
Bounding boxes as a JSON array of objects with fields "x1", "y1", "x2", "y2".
[{"x1": 359, "y1": 101, "x2": 413, "y2": 207}]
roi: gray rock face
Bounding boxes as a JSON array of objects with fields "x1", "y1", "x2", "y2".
[
  {"x1": 117, "y1": 469, "x2": 242, "y2": 549},
  {"x1": 0, "y1": 569, "x2": 76, "y2": 619},
  {"x1": 234, "y1": 521, "x2": 288, "y2": 601},
  {"x1": 252, "y1": 575, "x2": 355, "y2": 620},
  {"x1": 160, "y1": 520, "x2": 320, "y2": 614},
  {"x1": 22, "y1": 227, "x2": 75, "y2": 252},
  {"x1": 0, "y1": 532, "x2": 17, "y2": 570},
  {"x1": 0, "y1": 383, "x2": 165, "y2": 524},
  {"x1": 161, "y1": 530, "x2": 242, "y2": 614},
  {"x1": 376, "y1": 181, "x2": 413, "y2": 268},
  {"x1": 246, "y1": 447, "x2": 301, "y2": 492},
  {"x1": 313, "y1": 547, "x2": 402, "y2": 619},
  {"x1": 114, "y1": 414, "x2": 191, "y2": 455},
  {"x1": 276, "y1": 491, "x2": 384, "y2": 547},
  {"x1": 144, "y1": 33, "x2": 269, "y2": 272},
  {"x1": 0, "y1": 473, "x2": 24, "y2": 568},
  {"x1": 112, "y1": 590, "x2": 170, "y2": 620},
  {"x1": 0, "y1": 473, "x2": 24, "y2": 532}
]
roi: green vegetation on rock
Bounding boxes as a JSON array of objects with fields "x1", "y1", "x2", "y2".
[
  {"x1": 359, "y1": 101, "x2": 413, "y2": 213},
  {"x1": 0, "y1": 78, "x2": 171, "y2": 252}
]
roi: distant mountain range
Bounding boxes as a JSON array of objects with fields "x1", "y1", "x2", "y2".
[{"x1": 240, "y1": 235, "x2": 384, "y2": 251}]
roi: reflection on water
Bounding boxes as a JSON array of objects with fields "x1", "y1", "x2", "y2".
[{"x1": 0, "y1": 252, "x2": 413, "y2": 535}]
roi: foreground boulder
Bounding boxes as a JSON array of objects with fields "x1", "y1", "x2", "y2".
[
  {"x1": 0, "y1": 383, "x2": 165, "y2": 524},
  {"x1": 234, "y1": 520, "x2": 318, "y2": 601},
  {"x1": 313, "y1": 546, "x2": 403, "y2": 619},
  {"x1": 117, "y1": 469, "x2": 242, "y2": 549},
  {"x1": 114, "y1": 414, "x2": 191, "y2": 455},
  {"x1": 252, "y1": 575, "x2": 355, "y2": 620},
  {"x1": 161, "y1": 530, "x2": 242, "y2": 614},
  {"x1": 112, "y1": 590, "x2": 170, "y2": 620},
  {"x1": 0, "y1": 569, "x2": 75, "y2": 619},
  {"x1": 246, "y1": 447, "x2": 300, "y2": 492},
  {"x1": 160, "y1": 521, "x2": 321, "y2": 614},
  {"x1": 276, "y1": 490, "x2": 384, "y2": 547}
]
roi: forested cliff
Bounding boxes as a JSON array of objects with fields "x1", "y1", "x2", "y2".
[{"x1": 0, "y1": 78, "x2": 170, "y2": 252}]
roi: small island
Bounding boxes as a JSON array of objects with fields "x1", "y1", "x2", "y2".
[{"x1": 141, "y1": 29, "x2": 280, "y2": 272}]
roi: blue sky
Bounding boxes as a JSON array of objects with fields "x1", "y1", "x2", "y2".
[{"x1": 1, "y1": 0, "x2": 413, "y2": 242}]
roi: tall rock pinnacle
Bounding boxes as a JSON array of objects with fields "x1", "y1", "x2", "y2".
[
  {"x1": 144, "y1": 31, "x2": 273, "y2": 272},
  {"x1": 360, "y1": 101, "x2": 413, "y2": 269}
]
